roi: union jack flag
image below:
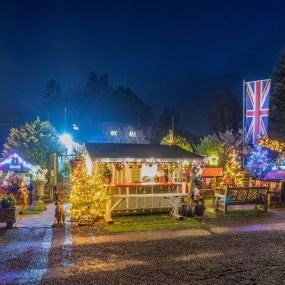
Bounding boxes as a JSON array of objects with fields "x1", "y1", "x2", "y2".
[{"x1": 245, "y1": 79, "x2": 271, "y2": 144}]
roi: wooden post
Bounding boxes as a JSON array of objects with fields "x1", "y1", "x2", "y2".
[{"x1": 105, "y1": 195, "x2": 114, "y2": 224}]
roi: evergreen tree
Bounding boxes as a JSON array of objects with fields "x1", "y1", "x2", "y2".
[
  {"x1": 70, "y1": 164, "x2": 109, "y2": 222},
  {"x1": 2, "y1": 117, "x2": 63, "y2": 168},
  {"x1": 246, "y1": 144, "x2": 273, "y2": 179},
  {"x1": 223, "y1": 148, "x2": 242, "y2": 185},
  {"x1": 210, "y1": 90, "x2": 241, "y2": 133},
  {"x1": 41, "y1": 79, "x2": 64, "y2": 128},
  {"x1": 270, "y1": 49, "x2": 285, "y2": 140}
]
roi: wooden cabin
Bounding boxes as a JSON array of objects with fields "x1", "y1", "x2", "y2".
[{"x1": 84, "y1": 143, "x2": 204, "y2": 220}]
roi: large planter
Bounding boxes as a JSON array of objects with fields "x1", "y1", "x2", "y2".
[
  {"x1": 0, "y1": 207, "x2": 16, "y2": 228},
  {"x1": 30, "y1": 180, "x2": 48, "y2": 211}
]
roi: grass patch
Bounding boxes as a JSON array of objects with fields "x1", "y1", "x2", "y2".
[
  {"x1": 18, "y1": 209, "x2": 43, "y2": 215},
  {"x1": 107, "y1": 214, "x2": 201, "y2": 233},
  {"x1": 225, "y1": 209, "x2": 264, "y2": 218}
]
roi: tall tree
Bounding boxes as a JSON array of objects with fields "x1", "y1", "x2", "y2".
[
  {"x1": 269, "y1": 49, "x2": 285, "y2": 140},
  {"x1": 210, "y1": 90, "x2": 241, "y2": 133},
  {"x1": 2, "y1": 117, "x2": 63, "y2": 168},
  {"x1": 87, "y1": 71, "x2": 110, "y2": 97},
  {"x1": 195, "y1": 130, "x2": 242, "y2": 167},
  {"x1": 41, "y1": 79, "x2": 63, "y2": 128}
]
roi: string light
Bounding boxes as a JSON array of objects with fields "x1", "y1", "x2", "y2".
[
  {"x1": 246, "y1": 144, "x2": 273, "y2": 179},
  {"x1": 223, "y1": 149, "x2": 242, "y2": 185},
  {"x1": 70, "y1": 164, "x2": 109, "y2": 222},
  {"x1": 0, "y1": 153, "x2": 37, "y2": 172},
  {"x1": 259, "y1": 136, "x2": 285, "y2": 153}
]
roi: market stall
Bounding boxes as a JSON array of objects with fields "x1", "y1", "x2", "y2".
[
  {"x1": 0, "y1": 153, "x2": 36, "y2": 195},
  {"x1": 84, "y1": 143, "x2": 205, "y2": 222}
]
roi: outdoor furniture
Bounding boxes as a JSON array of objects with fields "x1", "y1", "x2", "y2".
[
  {"x1": 214, "y1": 186, "x2": 269, "y2": 214},
  {"x1": 104, "y1": 182, "x2": 181, "y2": 213},
  {"x1": 105, "y1": 192, "x2": 187, "y2": 223},
  {"x1": 269, "y1": 189, "x2": 282, "y2": 207}
]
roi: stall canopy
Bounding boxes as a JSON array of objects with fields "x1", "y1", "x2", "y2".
[{"x1": 85, "y1": 143, "x2": 204, "y2": 162}]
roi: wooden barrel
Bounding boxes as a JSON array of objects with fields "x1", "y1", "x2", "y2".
[{"x1": 179, "y1": 204, "x2": 196, "y2": 217}]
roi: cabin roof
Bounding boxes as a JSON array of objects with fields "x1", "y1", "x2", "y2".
[{"x1": 85, "y1": 143, "x2": 204, "y2": 162}]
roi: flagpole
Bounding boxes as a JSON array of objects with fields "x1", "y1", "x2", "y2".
[{"x1": 242, "y1": 79, "x2": 246, "y2": 168}]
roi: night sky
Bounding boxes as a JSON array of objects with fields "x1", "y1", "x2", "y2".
[{"x1": 1, "y1": 0, "x2": 285, "y2": 135}]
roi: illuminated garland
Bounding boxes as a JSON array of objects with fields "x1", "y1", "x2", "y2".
[
  {"x1": 0, "y1": 153, "x2": 37, "y2": 171},
  {"x1": 259, "y1": 136, "x2": 285, "y2": 153}
]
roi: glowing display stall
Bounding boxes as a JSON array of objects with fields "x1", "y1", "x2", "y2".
[
  {"x1": 0, "y1": 153, "x2": 36, "y2": 173},
  {"x1": 84, "y1": 143, "x2": 204, "y2": 221}
]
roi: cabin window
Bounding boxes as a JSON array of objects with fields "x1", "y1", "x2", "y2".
[
  {"x1": 110, "y1": 130, "x2": 118, "y2": 136},
  {"x1": 129, "y1": 130, "x2": 136, "y2": 137},
  {"x1": 141, "y1": 164, "x2": 157, "y2": 182}
]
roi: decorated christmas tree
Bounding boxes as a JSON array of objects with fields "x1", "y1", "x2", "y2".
[
  {"x1": 246, "y1": 144, "x2": 273, "y2": 179},
  {"x1": 223, "y1": 148, "x2": 242, "y2": 185},
  {"x1": 70, "y1": 163, "x2": 109, "y2": 222}
]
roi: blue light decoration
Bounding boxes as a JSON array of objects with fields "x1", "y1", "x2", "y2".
[
  {"x1": 246, "y1": 144, "x2": 274, "y2": 179},
  {"x1": 0, "y1": 153, "x2": 36, "y2": 173}
]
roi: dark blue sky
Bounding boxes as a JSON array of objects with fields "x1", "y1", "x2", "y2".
[{"x1": 1, "y1": 0, "x2": 285, "y2": 134}]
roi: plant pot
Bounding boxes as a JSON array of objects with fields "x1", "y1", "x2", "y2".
[
  {"x1": 104, "y1": 177, "x2": 112, "y2": 184},
  {"x1": 30, "y1": 180, "x2": 48, "y2": 211},
  {"x1": 0, "y1": 207, "x2": 16, "y2": 228}
]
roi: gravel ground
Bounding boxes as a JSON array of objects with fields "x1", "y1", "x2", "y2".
[{"x1": 1, "y1": 210, "x2": 285, "y2": 285}]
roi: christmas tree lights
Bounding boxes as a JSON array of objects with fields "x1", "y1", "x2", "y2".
[
  {"x1": 70, "y1": 164, "x2": 109, "y2": 222},
  {"x1": 259, "y1": 136, "x2": 285, "y2": 153},
  {"x1": 223, "y1": 149, "x2": 242, "y2": 185},
  {"x1": 246, "y1": 144, "x2": 273, "y2": 179}
]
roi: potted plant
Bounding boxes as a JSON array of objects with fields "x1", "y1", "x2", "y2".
[
  {"x1": 103, "y1": 164, "x2": 112, "y2": 184},
  {"x1": 30, "y1": 167, "x2": 48, "y2": 211},
  {"x1": 0, "y1": 194, "x2": 16, "y2": 228}
]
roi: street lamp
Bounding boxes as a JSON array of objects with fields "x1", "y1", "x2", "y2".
[{"x1": 59, "y1": 133, "x2": 73, "y2": 154}]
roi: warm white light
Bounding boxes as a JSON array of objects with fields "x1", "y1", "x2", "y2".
[
  {"x1": 141, "y1": 164, "x2": 158, "y2": 181},
  {"x1": 85, "y1": 153, "x2": 93, "y2": 175},
  {"x1": 129, "y1": 131, "x2": 136, "y2": 137},
  {"x1": 208, "y1": 154, "x2": 219, "y2": 166},
  {"x1": 59, "y1": 133, "x2": 73, "y2": 154},
  {"x1": 110, "y1": 130, "x2": 118, "y2": 136}
]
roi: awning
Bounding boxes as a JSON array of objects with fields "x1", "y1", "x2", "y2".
[{"x1": 85, "y1": 143, "x2": 204, "y2": 162}]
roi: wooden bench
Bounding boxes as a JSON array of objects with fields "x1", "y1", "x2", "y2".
[
  {"x1": 105, "y1": 193, "x2": 187, "y2": 224},
  {"x1": 214, "y1": 186, "x2": 269, "y2": 214}
]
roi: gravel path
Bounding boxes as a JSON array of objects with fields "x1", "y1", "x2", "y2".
[{"x1": 1, "y1": 209, "x2": 285, "y2": 284}]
